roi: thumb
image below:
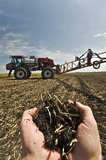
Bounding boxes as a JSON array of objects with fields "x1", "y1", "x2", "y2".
[
  {"x1": 22, "y1": 107, "x2": 38, "y2": 121},
  {"x1": 76, "y1": 102, "x2": 96, "y2": 125}
]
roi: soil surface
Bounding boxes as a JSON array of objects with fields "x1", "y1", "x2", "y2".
[{"x1": 0, "y1": 72, "x2": 106, "y2": 160}]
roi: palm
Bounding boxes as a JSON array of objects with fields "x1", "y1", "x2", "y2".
[{"x1": 21, "y1": 108, "x2": 61, "y2": 160}]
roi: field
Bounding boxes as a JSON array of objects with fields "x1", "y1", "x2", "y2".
[{"x1": 0, "y1": 72, "x2": 106, "y2": 160}]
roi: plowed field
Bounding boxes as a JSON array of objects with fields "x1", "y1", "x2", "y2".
[{"x1": 0, "y1": 72, "x2": 106, "y2": 160}]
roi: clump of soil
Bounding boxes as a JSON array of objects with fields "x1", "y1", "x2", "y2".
[{"x1": 34, "y1": 93, "x2": 82, "y2": 160}]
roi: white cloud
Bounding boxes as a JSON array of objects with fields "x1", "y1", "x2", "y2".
[
  {"x1": 93, "y1": 32, "x2": 106, "y2": 38},
  {"x1": 91, "y1": 46, "x2": 106, "y2": 55},
  {"x1": 4, "y1": 32, "x2": 25, "y2": 39},
  {"x1": 0, "y1": 32, "x2": 30, "y2": 56},
  {"x1": 0, "y1": 65, "x2": 6, "y2": 73},
  {"x1": 0, "y1": 9, "x2": 9, "y2": 16},
  {"x1": 0, "y1": 26, "x2": 8, "y2": 31},
  {"x1": 0, "y1": 32, "x2": 75, "y2": 69}
]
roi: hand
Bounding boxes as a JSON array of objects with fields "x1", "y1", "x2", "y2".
[
  {"x1": 20, "y1": 108, "x2": 61, "y2": 160},
  {"x1": 20, "y1": 103, "x2": 102, "y2": 160},
  {"x1": 68, "y1": 102, "x2": 102, "y2": 160}
]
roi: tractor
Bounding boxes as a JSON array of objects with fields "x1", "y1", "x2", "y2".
[
  {"x1": 6, "y1": 55, "x2": 55, "y2": 79},
  {"x1": 6, "y1": 50, "x2": 106, "y2": 80}
]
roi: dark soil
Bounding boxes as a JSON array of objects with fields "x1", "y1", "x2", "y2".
[
  {"x1": 0, "y1": 72, "x2": 106, "y2": 160},
  {"x1": 34, "y1": 94, "x2": 81, "y2": 160}
]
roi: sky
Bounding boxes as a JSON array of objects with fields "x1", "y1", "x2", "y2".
[{"x1": 0, "y1": 0, "x2": 106, "y2": 73}]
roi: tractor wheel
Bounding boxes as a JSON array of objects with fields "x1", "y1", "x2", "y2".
[
  {"x1": 42, "y1": 66, "x2": 54, "y2": 79},
  {"x1": 27, "y1": 69, "x2": 31, "y2": 78},
  {"x1": 93, "y1": 61, "x2": 100, "y2": 69},
  {"x1": 14, "y1": 67, "x2": 28, "y2": 79}
]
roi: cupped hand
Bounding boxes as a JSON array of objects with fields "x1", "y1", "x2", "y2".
[
  {"x1": 20, "y1": 108, "x2": 61, "y2": 160},
  {"x1": 68, "y1": 102, "x2": 102, "y2": 160},
  {"x1": 20, "y1": 103, "x2": 102, "y2": 160}
]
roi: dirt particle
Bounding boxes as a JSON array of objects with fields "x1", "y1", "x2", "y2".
[
  {"x1": 35, "y1": 128, "x2": 38, "y2": 132},
  {"x1": 33, "y1": 141, "x2": 36, "y2": 145}
]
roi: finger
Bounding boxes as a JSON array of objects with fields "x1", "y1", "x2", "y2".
[
  {"x1": 68, "y1": 100, "x2": 93, "y2": 119},
  {"x1": 21, "y1": 107, "x2": 37, "y2": 121},
  {"x1": 76, "y1": 102, "x2": 95, "y2": 123},
  {"x1": 68, "y1": 100, "x2": 74, "y2": 104}
]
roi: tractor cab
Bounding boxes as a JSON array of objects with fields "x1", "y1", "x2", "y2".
[
  {"x1": 10, "y1": 56, "x2": 25, "y2": 68},
  {"x1": 6, "y1": 56, "x2": 25, "y2": 70}
]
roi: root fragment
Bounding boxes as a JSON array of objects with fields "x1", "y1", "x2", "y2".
[
  {"x1": 54, "y1": 124, "x2": 64, "y2": 133},
  {"x1": 45, "y1": 106, "x2": 52, "y2": 125}
]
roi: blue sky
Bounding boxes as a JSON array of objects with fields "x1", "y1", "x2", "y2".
[{"x1": 0, "y1": 0, "x2": 106, "y2": 73}]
